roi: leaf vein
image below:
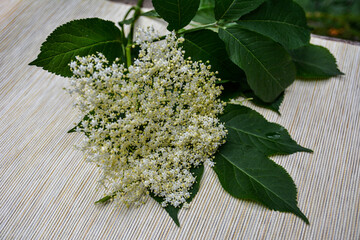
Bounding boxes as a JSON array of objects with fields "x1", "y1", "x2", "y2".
[
  {"x1": 223, "y1": 28, "x2": 284, "y2": 88},
  {"x1": 218, "y1": 151, "x2": 297, "y2": 212},
  {"x1": 35, "y1": 40, "x2": 121, "y2": 63}
]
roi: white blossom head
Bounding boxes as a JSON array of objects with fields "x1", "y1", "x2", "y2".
[{"x1": 67, "y1": 27, "x2": 227, "y2": 208}]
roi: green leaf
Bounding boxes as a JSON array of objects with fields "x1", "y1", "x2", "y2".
[
  {"x1": 220, "y1": 80, "x2": 252, "y2": 102},
  {"x1": 218, "y1": 26, "x2": 296, "y2": 102},
  {"x1": 290, "y1": 44, "x2": 344, "y2": 79},
  {"x1": 152, "y1": 0, "x2": 200, "y2": 30},
  {"x1": 95, "y1": 193, "x2": 116, "y2": 204},
  {"x1": 214, "y1": 142, "x2": 309, "y2": 224},
  {"x1": 220, "y1": 85, "x2": 283, "y2": 114},
  {"x1": 220, "y1": 104, "x2": 312, "y2": 156},
  {"x1": 119, "y1": 10, "x2": 160, "y2": 25},
  {"x1": 237, "y1": 0, "x2": 310, "y2": 49},
  {"x1": 215, "y1": 0, "x2": 266, "y2": 21},
  {"x1": 183, "y1": 30, "x2": 245, "y2": 82},
  {"x1": 198, "y1": 0, "x2": 215, "y2": 9},
  {"x1": 150, "y1": 197, "x2": 181, "y2": 226},
  {"x1": 192, "y1": 8, "x2": 216, "y2": 24},
  {"x1": 68, "y1": 110, "x2": 124, "y2": 135},
  {"x1": 67, "y1": 110, "x2": 94, "y2": 133},
  {"x1": 30, "y1": 18, "x2": 124, "y2": 77},
  {"x1": 96, "y1": 165, "x2": 203, "y2": 226},
  {"x1": 192, "y1": 0, "x2": 216, "y2": 24},
  {"x1": 149, "y1": 164, "x2": 204, "y2": 227},
  {"x1": 219, "y1": 82, "x2": 244, "y2": 102},
  {"x1": 243, "y1": 91, "x2": 284, "y2": 114},
  {"x1": 119, "y1": 17, "x2": 134, "y2": 26},
  {"x1": 142, "y1": 9, "x2": 160, "y2": 18},
  {"x1": 68, "y1": 123, "x2": 81, "y2": 133}
]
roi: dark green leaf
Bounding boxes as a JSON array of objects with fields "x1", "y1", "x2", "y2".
[
  {"x1": 152, "y1": 0, "x2": 200, "y2": 30},
  {"x1": 220, "y1": 85, "x2": 283, "y2": 113},
  {"x1": 220, "y1": 104, "x2": 312, "y2": 155},
  {"x1": 67, "y1": 111, "x2": 94, "y2": 133},
  {"x1": 68, "y1": 110, "x2": 124, "y2": 136},
  {"x1": 214, "y1": 142, "x2": 309, "y2": 224},
  {"x1": 192, "y1": 0, "x2": 216, "y2": 24},
  {"x1": 237, "y1": 0, "x2": 310, "y2": 49},
  {"x1": 95, "y1": 193, "x2": 116, "y2": 204},
  {"x1": 198, "y1": 0, "x2": 215, "y2": 9},
  {"x1": 150, "y1": 198, "x2": 181, "y2": 226},
  {"x1": 183, "y1": 30, "x2": 245, "y2": 82},
  {"x1": 119, "y1": 17, "x2": 134, "y2": 26},
  {"x1": 142, "y1": 9, "x2": 160, "y2": 18},
  {"x1": 118, "y1": 10, "x2": 160, "y2": 25},
  {"x1": 215, "y1": 0, "x2": 266, "y2": 21},
  {"x1": 219, "y1": 82, "x2": 243, "y2": 102},
  {"x1": 150, "y1": 164, "x2": 204, "y2": 226},
  {"x1": 131, "y1": 45, "x2": 141, "y2": 62},
  {"x1": 68, "y1": 125, "x2": 79, "y2": 133},
  {"x1": 192, "y1": 8, "x2": 216, "y2": 24},
  {"x1": 30, "y1": 18, "x2": 124, "y2": 77},
  {"x1": 219, "y1": 81, "x2": 251, "y2": 102},
  {"x1": 243, "y1": 91, "x2": 284, "y2": 114},
  {"x1": 290, "y1": 44, "x2": 344, "y2": 79},
  {"x1": 95, "y1": 165, "x2": 203, "y2": 226},
  {"x1": 218, "y1": 26, "x2": 296, "y2": 102}
]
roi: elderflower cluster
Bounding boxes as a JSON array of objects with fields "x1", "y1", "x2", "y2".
[{"x1": 66, "y1": 28, "x2": 227, "y2": 208}]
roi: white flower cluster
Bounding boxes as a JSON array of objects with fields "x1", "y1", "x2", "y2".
[{"x1": 67, "y1": 28, "x2": 227, "y2": 208}]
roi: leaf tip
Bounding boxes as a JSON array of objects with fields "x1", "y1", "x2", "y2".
[
  {"x1": 173, "y1": 217, "x2": 181, "y2": 227},
  {"x1": 29, "y1": 59, "x2": 37, "y2": 66},
  {"x1": 95, "y1": 196, "x2": 111, "y2": 204},
  {"x1": 302, "y1": 147, "x2": 313, "y2": 153},
  {"x1": 298, "y1": 212, "x2": 310, "y2": 225}
]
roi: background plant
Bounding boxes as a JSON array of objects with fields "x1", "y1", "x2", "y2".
[{"x1": 295, "y1": 0, "x2": 360, "y2": 41}]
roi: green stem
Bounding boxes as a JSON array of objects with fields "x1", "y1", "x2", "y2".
[
  {"x1": 128, "y1": 0, "x2": 144, "y2": 43},
  {"x1": 120, "y1": 25, "x2": 126, "y2": 58},
  {"x1": 123, "y1": 6, "x2": 136, "y2": 23},
  {"x1": 125, "y1": 0, "x2": 144, "y2": 67},
  {"x1": 126, "y1": 45, "x2": 132, "y2": 67},
  {"x1": 119, "y1": 7, "x2": 136, "y2": 63}
]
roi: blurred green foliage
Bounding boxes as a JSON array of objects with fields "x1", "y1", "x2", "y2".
[{"x1": 294, "y1": 0, "x2": 360, "y2": 41}]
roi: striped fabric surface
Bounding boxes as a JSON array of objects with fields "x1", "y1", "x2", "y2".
[{"x1": 1, "y1": 0, "x2": 359, "y2": 239}]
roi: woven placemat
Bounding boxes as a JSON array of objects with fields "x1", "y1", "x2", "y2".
[{"x1": 1, "y1": 0, "x2": 359, "y2": 239}]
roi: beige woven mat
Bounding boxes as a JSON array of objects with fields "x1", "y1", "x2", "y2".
[{"x1": 1, "y1": 0, "x2": 359, "y2": 239}]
